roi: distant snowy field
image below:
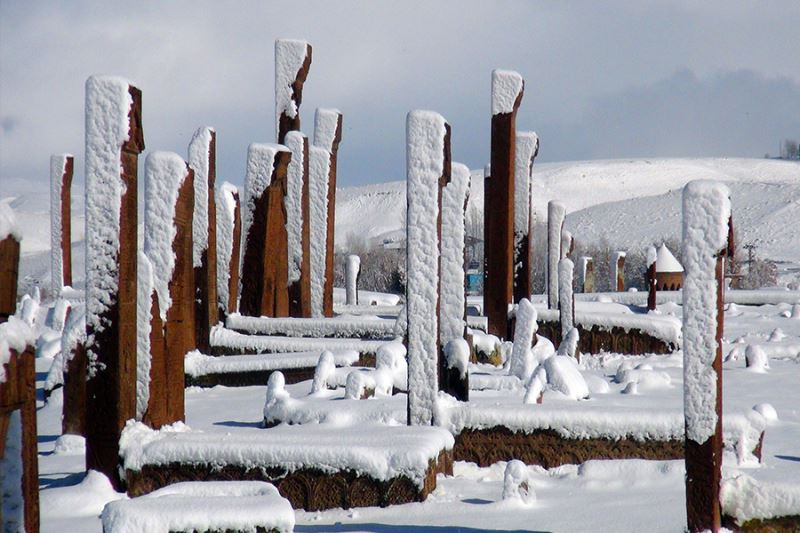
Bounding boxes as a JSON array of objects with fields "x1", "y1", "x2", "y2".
[{"x1": 3, "y1": 157, "x2": 799, "y2": 292}]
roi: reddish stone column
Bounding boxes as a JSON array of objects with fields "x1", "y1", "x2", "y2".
[
  {"x1": 62, "y1": 342, "x2": 87, "y2": 436},
  {"x1": 285, "y1": 132, "x2": 312, "y2": 317},
  {"x1": 513, "y1": 132, "x2": 538, "y2": 304},
  {"x1": 84, "y1": 79, "x2": 143, "y2": 489},
  {"x1": 0, "y1": 235, "x2": 19, "y2": 323},
  {"x1": 313, "y1": 109, "x2": 343, "y2": 318},
  {"x1": 50, "y1": 154, "x2": 74, "y2": 296},
  {"x1": 614, "y1": 252, "x2": 626, "y2": 292},
  {"x1": 275, "y1": 40, "x2": 312, "y2": 144},
  {"x1": 189, "y1": 128, "x2": 219, "y2": 353},
  {"x1": 484, "y1": 70, "x2": 523, "y2": 338},
  {"x1": 227, "y1": 192, "x2": 242, "y2": 315},
  {"x1": 581, "y1": 257, "x2": 594, "y2": 293},
  {"x1": 646, "y1": 246, "x2": 657, "y2": 311}
]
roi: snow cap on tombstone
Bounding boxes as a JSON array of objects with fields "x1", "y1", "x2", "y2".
[
  {"x1": 406, "y1": 110, "x2": 448, "y2": 181},
  {"x1": 188, "y1": 126, "x2": 215, "y2": 268},
  {"x1": 647, "y1": 245, "x2": 658, "y2": 267},
  {"x1": 275, "y1": 39, "x2": 310, "y2": 136},
  {"x1": 313, "y1": 108, "x2": 342, "y2": 151},
  {"x1": 491, "y1": 69, "x2": 524, "y2": 116},
  {"x1": 682, "y1": 180, "x2": 732, "y2": 254},
  {"x1": 0, "y1": 200, "x2": 21, "y2": 242},
  {"x1": 144, "y1": 151, "x2": 191, "y2": 321}
]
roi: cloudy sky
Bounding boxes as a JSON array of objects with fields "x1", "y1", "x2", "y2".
[{"x1": 1, "y1": 1, "x2": 798, "y2": 189}]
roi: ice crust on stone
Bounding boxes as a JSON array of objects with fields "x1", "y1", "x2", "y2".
[
  {"x1": 284, "y1": 131, "x2": 306, "y2": 284},
  {"x1": 184, "y1": 349, "x2": 359, "y2": 379},
  {"x1": 50, "y1": 154, "x2": 71, "y2": 294},
  {"x1": 508, "y1": 299, "x2": 538, "y2": 380},
  {"x1": 547, "y1": 201, "x2": 566, "y2": 309},
  {"x1": 406, "y1": 110, "x2": 446, "y2": 426},
  {"x1": 274, "y1": 38, "x2": 309, "y2": 138},
  {"x1": 226, "y1": 313, "x2": 397, "y2": 338},
  {"x1": 215, "y1": 182, "x2": 239, "y2": 313},
  {"x1": 308, "y1": 146, "x2": 331, "y2": 317},
  {"x1": 0, "y1": 200, "x2": 21, "y2": 241},
  {"x1": 210, "y1": 324, "x2": 394, "y2": 354},
  {"x1": 514, "y1": 132, "x2": 538, "y2": 243},
  {"x1": 444, "y1": 339, "x2": 470, "y2": 379},
  {"x1": 0, "y1": 316, "x2": 35, "y2": 383},
  {"x1": 311, "y1": 350, "x2": 336, "y2": 393},
  {"x1": 503, "y1": 460, "x2": 535, "y2": 504},
  {"x1": 557, "y1": 327, "x2": 580, "y2": 359},
  {"x1": 721, "y1": 473, "x2": 800, "y2": 524},
  {"x1": 101, "y1": 481, "x2": 294, "y2": 533},
  {"x1": 313, "y1": 108, "x2": 341, "y2": 151},
  {"x1": 543, "y1": 355, "x2": 590, "y2": 400},
  {"x1": 345, "y1": 254, "x2": 360, "y2": 306},
  {"x1": 682, "y1": 180, "x2": 731, "y2": 444},
  {"x1": 188, "y1": 127, "x2": 214, "y2": 268},
  {"x1": 136, "y1": 251, "x2": 154, "y2": 419},
  {"x1": 84, "y1": 75, "x2": 133, "y2": 358},
  {"x1": 145, "y1": 151, "x2": 189, "y2": 321},
  {"x1": 559, "y1": 258, "x2": 575, "y2": 334},
  {"x1": 491, "y1": 69, "x2": 523, "y2": 115},
  {"x1": 440, "y1": 162, "x2": 471, "y2": 345}
]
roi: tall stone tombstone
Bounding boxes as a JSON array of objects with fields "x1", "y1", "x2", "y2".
[
  {"x1": 216, "y1": 183, "x2": 242, "y2": 318},
  {"x1": 484, "y1": 70, "x2": 523, "y2": 338},
  {"x1": 581, "y1": 256, "x2": 594, "y2": 293},
  {"x1": 84, "y1": 76, "x2": 143, "y2": 489},
  {"x1": 547, "y1": 201, "x2": 566, "y2": 309},
  {"x1": 50, "y1": 154, "x2": 74, "y2": 296},
  {"x1": 439, "y1": 162, "x2": 471, "y2": 346},
  {"x1": 312, "y1": 108, "x2": 343, "y2": 318},
  {"x1": 406, "y1": 110, "x2": 450, "y2": 426},
  {"x1": 0, "y1": 206, "x2": 20, "y2": 324},
  {"x1": 142, "y1": 152, "x2": 195, "y2": 426},
  {"x1": 682, "y1": 180, "x2": 731, "y2": 533},
  {"x1": 646, "y1": 246, "x2": 657, "y2": 311},
  {"x1": 513, "y1": 132, "x2": 538, "y2": 304},
  {"x1": 285, "y1": 131, "x2": 313, "y2": 317},
  {"x1": 613, "y1": 252, "x2": 626, "y2": 292},
  {"x1": 188, "y1": 127, "x2": 219, "y2": 352},
  {"x1": 240, "y1": 144, "x2": 292, "y2": 317},
  {"x1": 275, "y1": 39, "x2": 312, "y2": 144}
]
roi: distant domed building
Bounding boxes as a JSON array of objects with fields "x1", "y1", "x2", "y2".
[{"x1": 655, "y1": 244, "x2": 683, "y2": 290}]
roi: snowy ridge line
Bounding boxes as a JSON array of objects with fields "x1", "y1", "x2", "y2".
[
  {"x1": 225, "y1": 313, "x2": 399, "y2": 338},
  {"x1": 721, "y1": 472, "x2": 800, "y2": 524},
  {"x1": 119, "y1": 421, "x2": 454, "y2": 489},
  {"x1": 101, "y1": 481, "x2": 295, "y2": 533},
  {"x1": 533, "y1": 307, "x2": 682, "y2": 345},
  {"x1": 210, "y1": 325, "x2": 398, "y2": 354},
  {"x1": 184, "y1": 349, "x2": 359, "y2": 378},
  {"x1": 435, "y1": 393, "x2": 765, "y2": 453},
  {"x1": 332, "y1": 304, "x2": 403, "y2": 317}
]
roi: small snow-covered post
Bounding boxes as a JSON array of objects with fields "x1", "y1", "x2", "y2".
[
  {"x1": 275, "y1": 39, "x2": 312, "y2": 143},
  {"x1": 513, "y1": 132, "x2": 538, "y2": 304},
  {"x1": 484, "y1": 70, "x2": 523, "y2": 338},
  {"x1": 561, "y1": 230, "x2": 573, "y2": 260},
  {"x1": 84, "y1": 76, "x2": 144, "y2": 488},
  {"x1": 682, "y1": 180, "x2": 731, "y2": 533},
  {"x1": 439, "y1": 163, "x2": 471, "y2": 346},
  {"x1": 312, "y1": 108, "x2": 343, "y2": 317},
  {"x1": 50, "y1": 154, "x2": 74, "y2": 296},
  {"x1": 188, "y1": 127, "x2": 218, "y2": 353},
  {"x1": 547, "y1": 201, "x2": 566, "y2": 309},
  {"x1": 216, "y1": 183, "x2": 241, "y2": 317},
  {"x1": 0, "y1": 203, "x2": 21, "y2": 323},
  {"x1": 143, "y1": 152, "x2": 195, "y2": 425},
  {"x1": 646, "y1": 246, "x2": 657, "y2": 311},
  {"x1": 285, "y1": 131, "x2": 312, "y2": 317},
  {"x1": 581, "y1": 256, "x2": 594, "y2": 293},
  {"x1": 239, "y1": 144, "x2": 292, "y2": 317},
  {"x1": 558, "y1": 258, "x2": 575, "y2": 345},
  {"x1": 406, "y1": 110, "x2": 450, "y2": 425},
  {"x1": 345, "y1": 255, "x2": 360, "y2": 306},
  {"x1": 612, "y1": 251, "x2": 626, "y2": 292}
]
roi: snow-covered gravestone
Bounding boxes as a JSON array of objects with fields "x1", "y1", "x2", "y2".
[
  {"x1": 275, "y1": 39, "x2": 311, "y2": 143},
  {"x1": 239, "y1": 143, "x2": 292, "y2": 318},
  {"x1": 581, "y1": 256, "x2": 594, "y2": 293},
  {"x1": 439, "y1": 162, "x2": 471, "y2": 346},
  {"x1": 84, "y1": 75, "x2": 144, "y2": 488},
  {"x1": 681, "y1": 180, "x2": 731, "y2": 533},
  {"x1": 547, "y1": 201, "x2": 566, "y2": 309},
  {"x1": 216, "y1": 183, "x2": 241, "y2": 317},
  {"x1": 513, "y1": 132, "x2": 538, "y2": 304},
  {"x1": 558, "y1": 258, "x2": 575, "y2": 342},
  {"x1": 646, "y1": 245, "x2": 657, "y2": 311},
  {"x1": 142, "y1": 152, "x2": 195, "y2": 427},
  {"x1": 311, "y1": 108, "x2": 343, "y2": 317},
  {"x1": 188, "y1": 127, "x2": 218, "y2": 352},
  {"x1": 612, "y1": 251, "x2": 626, "y2": 292},
  {"x1": 50, "y1": 154, "x2": 74, "y2": 296},
  {"x1": 406, "y1": 110, "x2": 451, "y2": 426},
  {"x1": 0, "y1": 202, "x2": 21, "y2": 322},
  {"x1": 284, "y1": 131, "x2": 312, "y2": 317},
  {"x1": 345, "y1": 255, "x2": 360, "y2": 306},
  {"x1": 485, "y1": 69, "x2": 523, "y2": 338}
]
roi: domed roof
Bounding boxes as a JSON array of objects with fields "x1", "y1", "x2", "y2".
[{"x1": 656, "y1": 244, "x2": 683, "y2": 273}]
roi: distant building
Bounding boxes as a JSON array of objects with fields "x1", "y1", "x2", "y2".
[{"x1": 655, "y1": 244, "x2": 683, "y2": 290}]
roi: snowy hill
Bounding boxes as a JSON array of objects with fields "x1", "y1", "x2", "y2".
[{"x1": 3, "y1": 157, "x2": 798, "y2": 292}]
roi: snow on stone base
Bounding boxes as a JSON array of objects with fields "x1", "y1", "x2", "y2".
[
  {"x1": 184, "y1": 349, "x2": 359, "y2": 378},
  {"x1": 721, "y1": 473, "x2": 800, "y2": 524},
  {"x1": 101, "y1": 481, "x2": 294, "y2": 533},
  {"x1": 225, "y1": 313, "x2": 397, "y2": 338},
  {"x1": 119, "y1": 421, "x2": 454, "y2": 489},
  {"x1": 210, "y1": 325, "x2": 395, "y2": 354},
  {"x1": 0, "y1": 201, "x2": 21, "y2": 242}
]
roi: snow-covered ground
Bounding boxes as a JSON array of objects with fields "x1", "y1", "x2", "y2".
[{"x1": 32, "y1": 299, "x2": 800, "y2": 532}]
